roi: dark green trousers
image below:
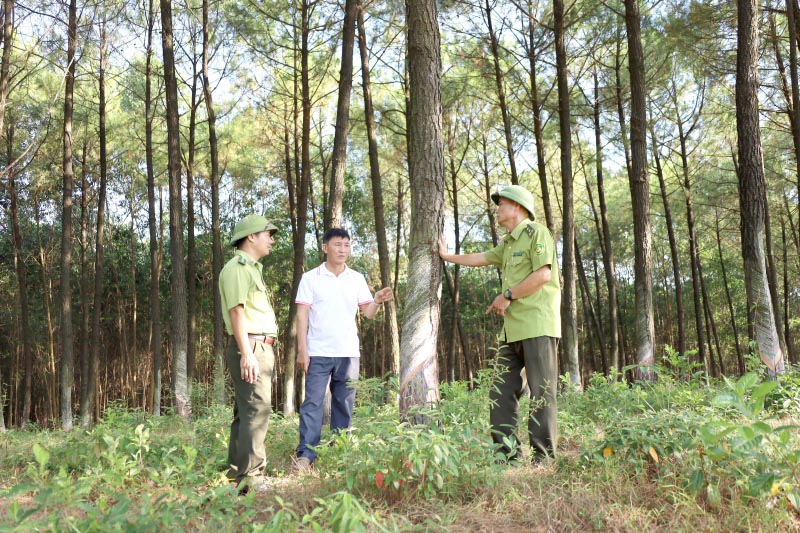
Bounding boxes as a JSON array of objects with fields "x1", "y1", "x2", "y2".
[
  {"x1": 490, "y1": 336, "x2": 558, "y2": 461},
  {"x1": 226, "y1": 338, "x2": 274, "y2": 482}
]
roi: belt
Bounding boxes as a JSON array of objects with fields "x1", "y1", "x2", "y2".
[{"x1": 247, "y1": 334, "x2": 275, "y2": 345}]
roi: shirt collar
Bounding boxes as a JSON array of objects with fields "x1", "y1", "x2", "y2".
[
  {"x1": 509, "y1": 219, "x2": 530, "y2": 240},
  {"x1": 235, "y1": 249, "x2": 262, "y2": 270},
  {"x1": 320, "y1": 262, "x2": 350, "y2": 277}
]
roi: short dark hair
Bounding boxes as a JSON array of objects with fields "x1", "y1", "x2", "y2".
[
  {"x1": 322, "y1": 227, "x2": 350, "y2": 244},
  {"x1": 232, "y1": 236, "x2": 247, "y2": 249}
]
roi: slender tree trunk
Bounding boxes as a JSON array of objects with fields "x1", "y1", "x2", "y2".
[
  {"x1": 523, "y1": 0, "x2": 553, "y2": 232},
  {"x1": 78, "y1": 141, "x2": 90, "y2": 422},
  {"x1": 614, "y1": 23, "x2": 632, "y2": 178},
  {"x1": 144, "y1": 0, "x2": 162, "y2": 415},
  {"x1": 0, "y1": 0, "x2": 13, "y2": 431},
  {"x1": 554, "y1": 0, "x2": 580, "y2": 388},
  {"x1": 649, "y1": 113, "x2": 686, "y2": 358},
  {"x1": 358, "y1": 2, "x2": 400, "y2": 377},
  {"x1": 160, "y1": 0, "x2": 190, "y2": 416},
  {"x1": 781, "y1": 214, "x2": 796, "y2": 363},
  {"x1": 284, "y1": 0, "x2": 312, "y2": 414},
  {"x1": 400, "y1": 0, "x2": 443, "y2": 421},
  {"x1": 81, "y1": 22, "x2": 108, "y2": 429},
  {"x1": 325, "y1": 0, "x2": 356, "y2": 230},
  {"x1": 576, "y1": 241, "x2": 606, "y2": 373},
  {"x1": 624, "y1": 0, "x2": 655, "y2": 379},
  {"x1": 715, "y1": 208, "x2": 744, "y2": 374},
  {"x1": 592, "y1": 68, "x2": 620, "y2": 376},
  {"x1": 736, "y1": 0, "x2": 785, "y2": 374},
  {"x1": 202, "y1": 0, "x2": 225, "y2": 404},
  {"x1": 8, "y1": 127, "x2": 33, "y2": 429},
  {"x1": 484, "y1": 0, "x2": 517, "y2": 185},
  {"x1": 394, "y1": 175, "x2": 404, "y2": 295},
  {"x1": 0, "y1": 0, "x2": 12, "y2": 136},
  {"x1": 786, "y1": 1, "x2": 800, "y2": 206},
  {"x1": 60, "y1": 0, "x2": 78, "y2": 431},
  {"x1": 765, "y1": 203, "x2": 789, "y2": 356},
  {"x1": 186, "y1": 53, "x2": 199, "y2": 389}
]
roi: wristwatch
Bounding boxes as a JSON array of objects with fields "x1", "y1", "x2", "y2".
[{"x1": 503, "y1": 288, "x2": 513, "y2": 301}]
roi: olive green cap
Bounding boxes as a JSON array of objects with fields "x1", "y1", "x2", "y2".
[
  {"x1": 229, "y1": 214, "x2": 278, "y2": 246},
  {"x1": 491, "y1": 185, "x2": 536, "y2": 220}
]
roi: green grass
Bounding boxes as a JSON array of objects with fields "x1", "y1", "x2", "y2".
[{"x1": 2, "y1": 366, "x2": 800, "y2": 531}]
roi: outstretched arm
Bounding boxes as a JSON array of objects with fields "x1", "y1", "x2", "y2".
[{"x1": 438, "y1": 234, "x2": 491, "y2": 267}]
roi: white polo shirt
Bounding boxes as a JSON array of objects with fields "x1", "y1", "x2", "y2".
[{"x1": 295, "y1": 263, "x2": 374, "y2": 358}]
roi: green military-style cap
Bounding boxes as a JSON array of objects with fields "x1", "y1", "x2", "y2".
[
  {"x1": 491, "y1": 185, "x2": 535, "y2": 220},
  {"x1": 229, "y1": 214, "x2": 278, "y2": 246}
]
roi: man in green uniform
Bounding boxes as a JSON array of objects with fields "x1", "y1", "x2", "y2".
[
  {"x1": 439, "y1": 185, "x2": 561, "y2": 462},
  {"x1": 219, "y1": 214, "x2": 279, "y2": 493}
]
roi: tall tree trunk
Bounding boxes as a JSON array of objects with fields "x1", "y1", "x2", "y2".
[
  {"x1": 523, "y1": 0, "x2": 553, "y2": 232},
  {"x1": 8, "y1": 127, "x2": 33, "y2": 429},
  {"x1": 60, "y1": 0, "x2": 78, "y2": 431},
  {"x1": 787, "y1": 0, "x2": 800, "y2": 205},
  {"x1": 593, "y1": 68, "x2": 620, "y2": 376},
  {"x1": 203, "y1": 0, "x2": 225, "y2": 404},
  {"x1": 160, "y1": 0, "x2": 190, "y2": 416},
  {"x1": 554, "y1": 0, "x2": 580, "y2": 388},
  {"x1": 614, "y1": 22, "x2": 632, "y2": 179},
  {"x1": 0, "y1": 0, "x2": 12, "y2": 137},
  {"x1": 484, "y1": 0, "x2": 518, "y2": 185},
  {"x1": 670, "y1": 85, "x2": 708, "y2": 371},
  {"x1": 145, "y1": 0, "x2": 162, "y2": 415},
  {"x1": 81, "y1": 22, "x2": 108, "y2": 429},
  {"x1": 736, "y1": 0, "x2": 785, "y2": 374},
  {"x1": 284, "y1": 0, "x2": 311, "y2": 414},
  {"x1": 624, "y1": 0, "x2": 655, "y2": 379},
  {"x1": 715, "y1": 208, "x2": 744, "y2": 374},
  {"x1": 186, "y1": 46, "x2": 199, "y2": 389},
  {"x1": 0, "y1": 0, "x2": 14, "y2": 431},
  {"x1": 400, "y1": 0, "x2": 443, "y2": 421},
  {"x1": 358, "y1": 2, "x2": 400, "y2": 377},
  {"x1": 649, "y1": 112, "x2": 686, "y2": 359},
  {"x1": 324, "y1": 0, "x2": 356, "y2": 231},
  {"x1": 781, "y1": 214, "x2": 796, "y2": 363},
  {"x1": 78, "y1": 142, "x2": 90, "y2": 423},
  {"x1": 764, "y1": 203, "x2": 789, "y2": 357}
]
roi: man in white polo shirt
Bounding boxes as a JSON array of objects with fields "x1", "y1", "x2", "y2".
[{"x1": 294, "y1": 228, "x2": 392, "y2": 469}]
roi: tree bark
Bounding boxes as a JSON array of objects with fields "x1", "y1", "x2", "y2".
[
  {"x1": 357, "y1": 2, "x2": 400, "y2": 377},
  {"x1": 325, "y1": 0, "x2": 356, "y2": 231},
  {"x1": 186, "y1": 41, "x2": 199, "y2": 389},
  {"x1": 554, "y1": 0, "x2": 580, "y2": 389},
  {"x1": 736, "y1": 0, "x2": 785, "y2": 374},
  {"x1": 160, "y1": 0, "x2": 191, "y2": 416},
  {"x1": 400, "y1": 0, "x2": 443, "y2": 421},
  {"x1": 624, "y1": 0, "x2": 655, "y2": 379},
  {"x1": 60, "y1": 0, "x2": 78, "y2": 431}
]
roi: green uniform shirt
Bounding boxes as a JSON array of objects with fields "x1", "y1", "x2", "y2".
[
  {"x1": 219, "y1": 250, "x2": 278, "y2": 337},
  {"x1": 485, "y1": 219, "x2": 561, "y2": 342}
]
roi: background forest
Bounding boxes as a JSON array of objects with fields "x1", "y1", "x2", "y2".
[{"x1": 0, "y1": 0, "x2": 798, "y2": 432}]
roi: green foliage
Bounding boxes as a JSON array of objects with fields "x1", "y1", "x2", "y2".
[{"x1": 317, "y1": 379, "x2": 500, "y2": 503}]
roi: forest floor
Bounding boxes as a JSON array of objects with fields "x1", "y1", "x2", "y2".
[{"x1": 2, "y1": 368, "x2": 800, "y2": 531}]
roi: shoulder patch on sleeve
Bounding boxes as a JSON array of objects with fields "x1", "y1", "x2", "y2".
[{"x1": 534, "y1": 243, "x2": 545, "y2": 256}]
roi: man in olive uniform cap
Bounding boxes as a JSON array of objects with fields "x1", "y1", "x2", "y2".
[
  {"x1": 439, "y1": 185, "x2": 561, "y2": 462},
  {"x1": 219, "y1": 214, "x2": 279, "y2": 493}
]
